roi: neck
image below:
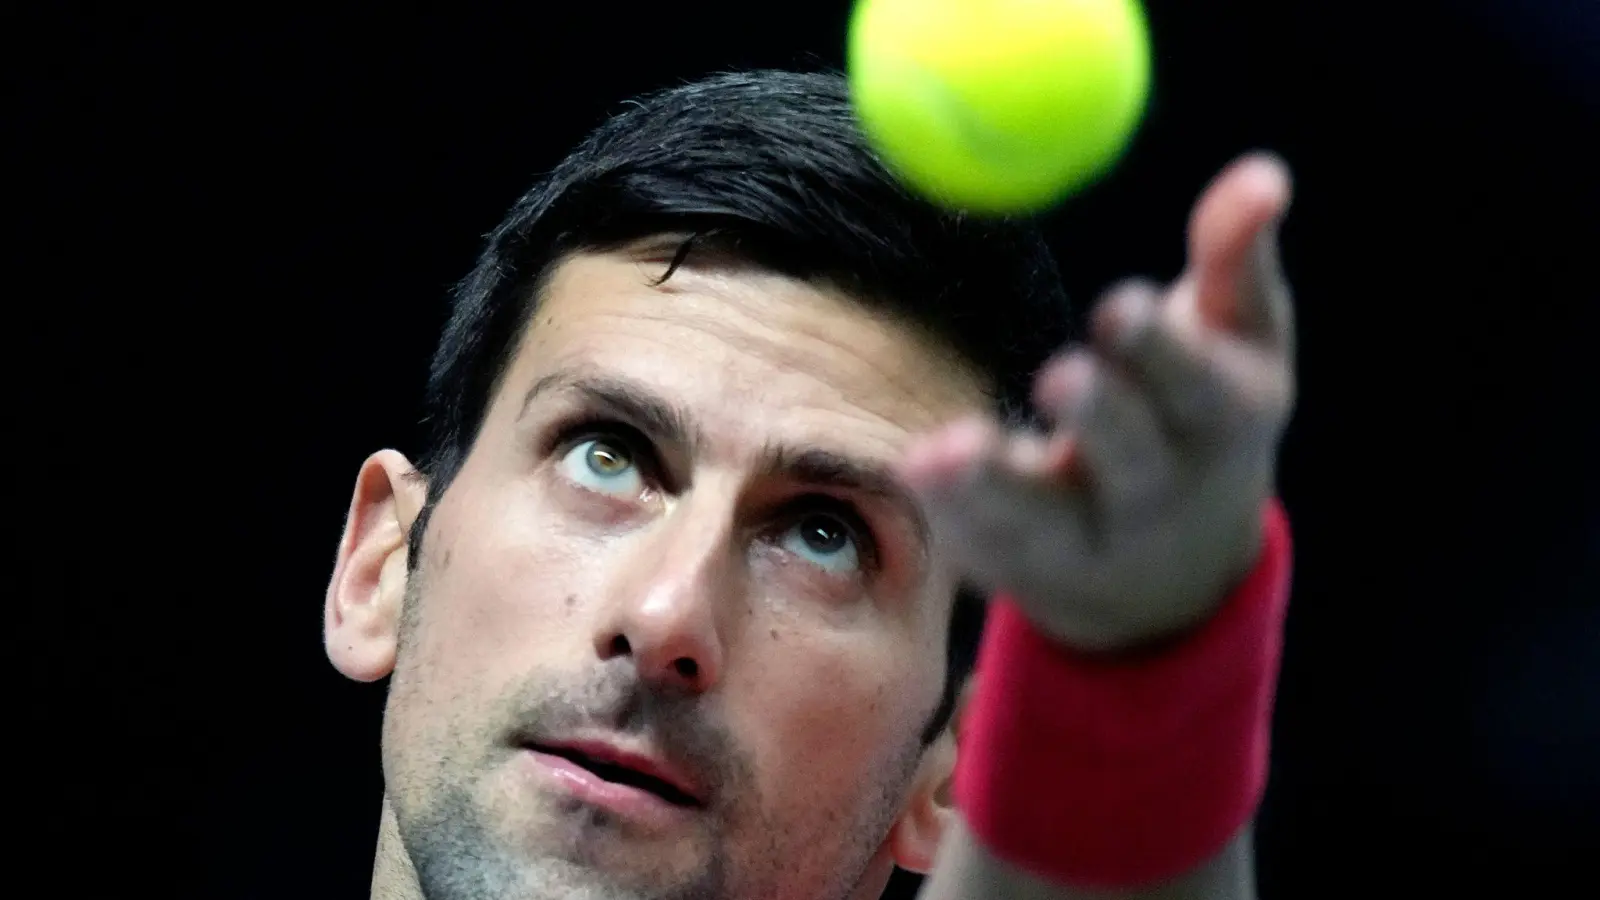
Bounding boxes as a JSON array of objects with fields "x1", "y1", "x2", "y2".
[{"x1": 372, "y1": 796, "x2": 424, "y2": 900}]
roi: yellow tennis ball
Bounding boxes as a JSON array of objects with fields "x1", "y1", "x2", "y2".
[{"x1": 848, "y1": 0, "x2": 1152, "y2": 215}]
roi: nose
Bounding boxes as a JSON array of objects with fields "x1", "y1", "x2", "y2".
[{"x1": 593, "y1": 503, "x2": 733, "y2": 694}]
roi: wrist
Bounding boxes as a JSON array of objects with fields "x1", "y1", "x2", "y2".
[
  {"x1": 953, "y1": 499, "x2": 1292, "y2": 888},
  {"x1": 1025, "y1": 499, "x2": 1272, "y2": 654},
  {"x1": 1123, "y1": 506, "x2": 1268, "y2": 651}
]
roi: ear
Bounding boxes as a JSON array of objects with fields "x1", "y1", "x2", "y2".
[
  {"x1": 886, "y1": 680, "x2": 971, "y2": 874},
  {"x1": 325, "y1": 449, "x2": 426, "y2": 682}
]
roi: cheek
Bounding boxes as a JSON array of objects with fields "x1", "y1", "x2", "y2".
[
  {"x1": 731, "y1": 623, "x2": 929, "y2": 813},
  {"x1": 395, "y1": 473, "x2": 602, "y2": 715}
]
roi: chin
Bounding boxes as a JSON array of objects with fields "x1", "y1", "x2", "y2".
[{"x1": 476, "y1": 780, "x2": 716, "y2": 896}]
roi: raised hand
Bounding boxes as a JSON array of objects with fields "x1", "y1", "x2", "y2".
[{"x1": 900, "y1": 153, "x2": 1296, "y2": 651}]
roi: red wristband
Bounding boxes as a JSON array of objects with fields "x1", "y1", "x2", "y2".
[{"x1": 953, "y1": 501, "x2": 1292, "y2": 888}]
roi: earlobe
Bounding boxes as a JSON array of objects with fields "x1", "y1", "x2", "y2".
[
  {"x1": 888, "y1": 723, "x2": 961, "y2": 874},
  {"x1": 325, "y1": 449, "x2": 426, "y2": 683}
]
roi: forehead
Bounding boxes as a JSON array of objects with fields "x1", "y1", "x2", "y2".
[{"x1": 490, "y1": 242, "x2": 991, "y2": 454}]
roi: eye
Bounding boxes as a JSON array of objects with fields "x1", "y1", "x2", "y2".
[
  {"x1": 558, "y1": 436, "x2": 645, "y2": 498},
  {"x1": 777, "y1": 511, "x2": 863, "y2": 576}
]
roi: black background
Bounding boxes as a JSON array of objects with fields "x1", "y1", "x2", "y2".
[{"x1": 22, "y1": 1, "x2": 1598, "y2": 896}]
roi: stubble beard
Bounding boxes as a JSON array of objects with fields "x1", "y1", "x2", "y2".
[{"x1": 386, "y1": 554, "x2": 925, "y2": 900}]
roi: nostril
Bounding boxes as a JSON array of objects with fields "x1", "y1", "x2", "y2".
[
  {"x1": 609, "y1": 634, "x2": 631, "y2": 657},
  {"x1": 673, "y1": 658, "x2": 698, "y2": 680}
]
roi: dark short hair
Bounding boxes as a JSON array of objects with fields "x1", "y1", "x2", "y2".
[{"x1": 408, "y1": 69, "x2": 1073, "y2": 744}]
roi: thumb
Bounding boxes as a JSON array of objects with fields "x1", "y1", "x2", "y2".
[{"x1": 1186, "y1": 152, "x2": 1294, "y2": 348}]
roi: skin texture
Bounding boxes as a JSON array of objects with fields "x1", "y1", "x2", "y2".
[
  {"x1": 904, "y1": 153, "x2": 1294, "y2": 900},
  {"x1": 328, "y1": 151, "x2": 1296, "y2": 900},
  {"x1": 328, "y1": 245, "x2": 989, "y2": 900}
]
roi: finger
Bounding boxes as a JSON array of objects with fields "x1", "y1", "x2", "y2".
[
  {"x1": 900, "y1": 418, "x2": 1093, "y2": 595},
  {"x1": 1035, "y1": 349, "x2": 1173, "y2": 511},
  {"x1": 898, "y1": 417, "x2": 1000, "y2": 493},
  {"x1": 1086, "y1": 278, "x2": 1235, "y2": 431},
  {"x1": 996, "y1": 428, "x2": 1081, "y2": 484},
  {"x1": 918, "y1": 458, "x2": 1093, "y2": 599},
  {"x1": 1081, "y1": 276, "x2": 1296, "y2": 447},
  {"x1": 1186, "y1": 152, "x2": 1294, "y2": 349},
  {"x1": 902, "y1": 415, "x2": 1083, "y2": 494}
]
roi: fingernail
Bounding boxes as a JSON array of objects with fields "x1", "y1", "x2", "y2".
[
  {"x1": 1106, "y1": 286, "x2": 1156, "y2": 354},
  {"x1": 1036, "y1": 354, "x2": 1094, "y2": 413},
  {"x1": 1004, "y1": 433, "x2": 1051, "y2": 477},
  {"x1": 900, "y1": 418, "x2": 993, "y2": 490}
]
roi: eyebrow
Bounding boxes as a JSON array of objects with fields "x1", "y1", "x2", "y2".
[
  {"x1": 758, "y1": 445, "x2": 931, "y2": 552},
  {"x1": 519, "y1": 367, "x2": 930, "y2": 553},
  {"x1": 519, "y1": 368, "x2": 703, "y2": 456}
]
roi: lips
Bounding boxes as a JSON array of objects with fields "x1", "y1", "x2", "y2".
[{"x1": 526, "y1": 740, "x2": 704, "y2": 808}]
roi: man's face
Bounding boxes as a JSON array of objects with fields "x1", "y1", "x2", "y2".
[{"x1": 377, "y1": 241, "x2": 988, "y2": 899}]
